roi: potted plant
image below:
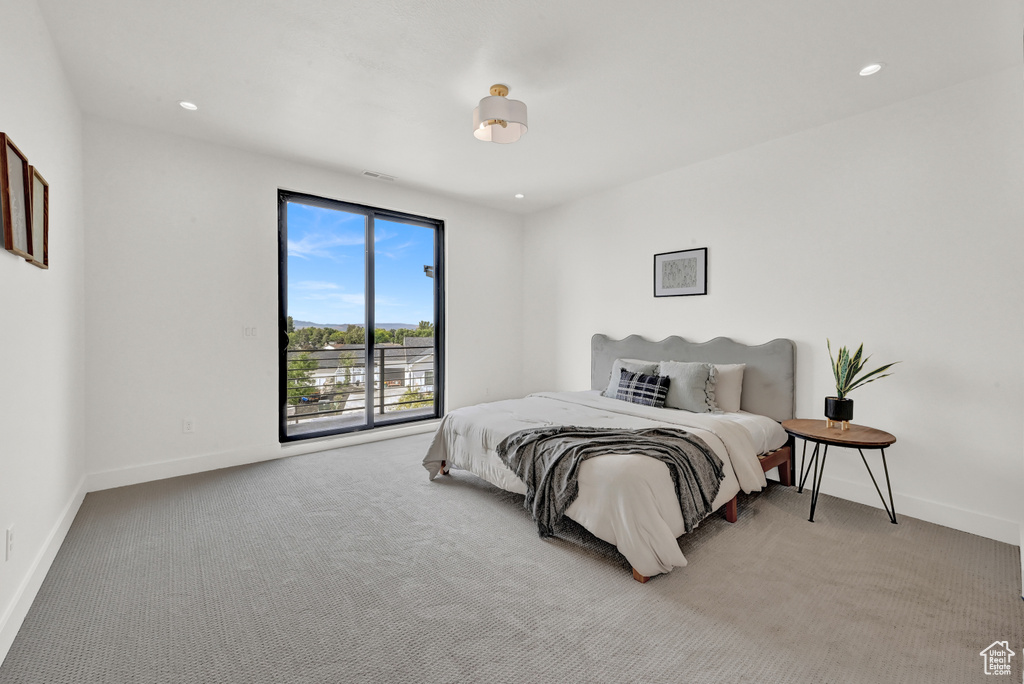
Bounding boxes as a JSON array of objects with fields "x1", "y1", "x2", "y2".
[{"x1": 826, "y1": 340, "x2": 898, "y2": 428}]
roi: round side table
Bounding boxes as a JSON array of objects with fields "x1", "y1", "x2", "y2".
[{"x1": 781, "y1": 419, "x2": 897, "y2": 524}]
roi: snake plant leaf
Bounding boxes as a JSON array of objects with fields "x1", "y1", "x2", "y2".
[
  {"x1": 845, "y1": 372, "x2": 894, "y2": 393},
  {"x1": 838, "y1": 349, "x2": 852, "y2": 395},
  {"x1": 826, "y1": 339, "x2": 898, "y2": 398},
  {"x1": 849, "y1": 344, "x2": 864, "y2": 377},
  {"x1": 828, "y1": 341, "x2": 841, "y2": 389},
  {"x1": 844, "y1": 362, "x2": 899, "y2": 393}
]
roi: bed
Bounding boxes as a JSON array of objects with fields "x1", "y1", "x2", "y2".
[{"x1": 422, "y1": 334, "x2": 796, "y2": 581}]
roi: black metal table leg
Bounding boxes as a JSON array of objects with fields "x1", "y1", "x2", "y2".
[
  {"x1": 798, "y1": 444, "x2": 806, "y2": 491},
  {"x1": 855, "y1": 448, "x2": 898, "y2": 524},
  {"x1": 880, "y1": 450, "x2": 897, "y2": 523},
  {"x1": 798, "y1": 441, "x2": 817, "y2": 493},
  {"x1": 789, "y1": 435, "x2": 797, "y2": 485},
  {"x1": 880, "y1": 448, "x2": 897, "y2": 524},
  {"x1": 808, "y1": 445, "x2": 828, "y2": 522}
]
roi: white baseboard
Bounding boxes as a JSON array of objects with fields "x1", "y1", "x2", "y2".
[
  {"x1": 815, "y1": 474, "x2": 1020, "y2": 546},
  {"x1": 1020, "y1": 524, "x2": 1023, "y2": 599},
  {"x1": 87, "y1": 420, "x2": 439, "y2": 493},
  {"x1": 0, "y1": 476, "x2": 87, "y2": 667}
]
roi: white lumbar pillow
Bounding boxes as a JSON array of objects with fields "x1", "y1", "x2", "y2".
[{"x1": 712, "y1": 364, "x2": 745, "y2": 413}]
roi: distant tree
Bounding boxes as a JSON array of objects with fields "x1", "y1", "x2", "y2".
[
  {"x1": 329, "y1": 330, "x2": 347, "y2": 344},
  {"x1": 286, "y1": 353, "x2": 318, "y2": 405},
  {"x1": 288, "y1": 327, "x2": 310, "y2": 350},
  {"x1": 317, "y1": 327, "x2": 335, "y2": 348},
  {"x1": 288, "y1": 326, "x2": 336, "y2": 350},
  {"x1": 395, "y1": 388, "x2": 434, "y2": 411},
  {"x1": 289, "y1": 327, "x2": 311, "y2": 350},
  {"x1": 342, "y1": 326, "x2": 365, "y2": 345},
  {"x1": 407, "y1": 321, "x2": 434, "y2": 338},
  {"x1": 374, "y1": 328, "x2": 394, "y2": 344},
  {"x1": 286, "y1": 316, "x2": 295, "y2": 333}
]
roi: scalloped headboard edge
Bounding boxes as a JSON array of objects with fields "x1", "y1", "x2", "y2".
[{"x1": 591, "y1": 334, "x2": 796, "y2": 422}]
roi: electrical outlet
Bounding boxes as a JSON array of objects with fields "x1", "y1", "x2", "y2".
[
  {"x1": 243, "y1": 325, "x2": 258, "y2": 339},
  {"x1": 182, "y1": 418, "x2": 195, "y2": 434},
  {"x1": 5, "y1": 525, "x2": 13, "y2": 562}
]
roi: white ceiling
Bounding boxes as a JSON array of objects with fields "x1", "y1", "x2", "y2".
[{"x1": 37, "y1": 0, "x2": 1023, "y2": 214}]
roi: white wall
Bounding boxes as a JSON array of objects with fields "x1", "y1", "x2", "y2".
[
  {"x1": 82, "y1": 118, "x2": 524, "y2": 488},
  {"x1": 0, "y1": 0, "x2": 87, "y2": 660},
  {"x1": 522, "y1": 68, "x2": 1024, "y2": 544}
]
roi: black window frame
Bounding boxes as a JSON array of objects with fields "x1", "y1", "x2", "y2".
[{"x1": 277, "y1": 189, "x2": 445, "y2": 443}]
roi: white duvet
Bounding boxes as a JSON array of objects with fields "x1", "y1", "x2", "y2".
[{"x1": 423, "y1": 390, "x2": 787, "y2": 578}]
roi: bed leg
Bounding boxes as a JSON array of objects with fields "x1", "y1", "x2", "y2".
[
  {"x1": 440, "y1": 460, "x2": 450, "y2": 475},
  {"x1": 725, "y1": 496, "x2": 738, "y2": 523},
  {"x1": 631, "y1": 568, "x2": 650, "y2": 583},
  {"x1": 779, "y1": 453, "x2": 793, "y2": 487}
]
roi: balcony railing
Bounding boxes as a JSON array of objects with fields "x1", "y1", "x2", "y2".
[{"x1": 284, "y1": 345, "x2": 436, "y2": 434}]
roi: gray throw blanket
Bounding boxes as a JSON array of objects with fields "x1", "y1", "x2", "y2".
[{"x1": 496, "y1": 426, "x2": 725, "y2": 538}]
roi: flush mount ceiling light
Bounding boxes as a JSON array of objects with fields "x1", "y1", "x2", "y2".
[
  {"x1": 473, "y1": 84, "x2": 528, "y2": 143},
  {"x1": 859, "y1": 63, "x2": 884, "y2": 76},
  {"x1": 178, "y1": 101, "x2": 198, "y2": 110},
  {"x1": 514, "y1": 193, "x2": 524, "y2": 199}
]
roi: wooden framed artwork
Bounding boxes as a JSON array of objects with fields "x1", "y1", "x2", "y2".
[
  {"x1": 1, "y1": 133, "x2": 33, "y2": 259},
  {"x1": 654, "y1": 247, "x2": 708, "y2": 297},
  {"x1": 28, "y1": 166, "x2": 48, "y2": 269}
]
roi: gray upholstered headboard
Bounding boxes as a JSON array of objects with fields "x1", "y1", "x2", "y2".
[{"x1": 591, "y1": 334, "x2": 796, "y2": 422}]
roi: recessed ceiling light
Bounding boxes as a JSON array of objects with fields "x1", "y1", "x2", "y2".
[
  {"x1": 178, "y1": 101, "x2": 198, "y2": 111},
  {"x1": 859, "y1": 63, "x2": 884, "y2": 76},
  {"x1": 514, "y1": 193, "x2": 524, "y2": 199}
]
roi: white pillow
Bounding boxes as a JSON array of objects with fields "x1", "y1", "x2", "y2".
[
  {"x1": 712, "y1": 364, "x2": 745, "y2": 412},
  {"x1": 603, "y1": 358, "x2": 658, "y2": 397},
  {"x1": 657, "y1": 361, "x2": 716, "y2": 413}
]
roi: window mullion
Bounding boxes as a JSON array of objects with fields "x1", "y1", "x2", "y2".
[{"x1": 365, "y1": 213, "x2": 376, "y2": 428}]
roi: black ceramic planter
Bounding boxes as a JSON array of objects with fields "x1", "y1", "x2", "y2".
[{"x1": 824, "y1": 396, "x2": 854, "y2": 422}]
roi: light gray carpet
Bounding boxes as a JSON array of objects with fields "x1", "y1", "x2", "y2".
[{"x1": 1, "y1": 434, "x2": 1021, "y2": 683}]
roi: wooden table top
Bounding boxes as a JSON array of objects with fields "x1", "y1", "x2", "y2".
[{"x1": 782, "y1": 419, "x2": 896, "y2": 448}]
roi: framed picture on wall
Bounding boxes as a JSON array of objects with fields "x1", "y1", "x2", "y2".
[
  {"x1": 1, "y1": 133, "x2": 33, "y2": 259},
  {"x1": 654, "y1": 247, "x2": 708, "y2": 297},
  {"x1": 27, "y1": 166, "x2": 48, "y2": 269}
]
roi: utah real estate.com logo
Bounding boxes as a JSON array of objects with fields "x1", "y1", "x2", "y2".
[{"x1": 979, "y1": 641, "x2": 1015, "y2": 676}]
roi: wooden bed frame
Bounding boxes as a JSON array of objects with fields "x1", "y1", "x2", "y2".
[{"x1": 724, "y1": 446, "x2": 794, "y2": 521}]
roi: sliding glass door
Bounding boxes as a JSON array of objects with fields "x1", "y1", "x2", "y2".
[{"x1": 278, "y1": 190, "x2": 444, "y2": 442}]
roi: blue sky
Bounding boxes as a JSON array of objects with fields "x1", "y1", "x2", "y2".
[{"x1": 286, "y1": 202, "x2": 435, "y2": 326}]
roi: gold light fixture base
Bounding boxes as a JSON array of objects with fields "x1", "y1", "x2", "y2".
[{"x1": 485, "y1": 85, "x2": 510, "y2": 127}]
